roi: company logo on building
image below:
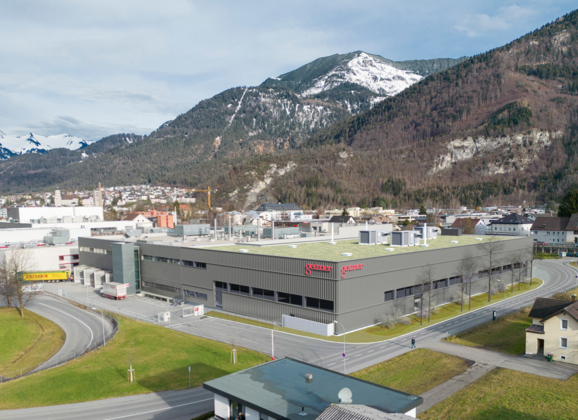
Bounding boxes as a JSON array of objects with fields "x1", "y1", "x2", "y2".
[
  {"x1": 340, "y1": 264, "x2": 364, "y2": 278},
  {"x1": 305, "y1": 263, "x2": 333, "y2": 276}
]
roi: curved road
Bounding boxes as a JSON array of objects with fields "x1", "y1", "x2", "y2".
[
  {"x1": 19, "y1": 293, "x2": 113, "y2": 375},
  {"x1": 2, "y1": 259, "x2": 576, "y2": 420}
]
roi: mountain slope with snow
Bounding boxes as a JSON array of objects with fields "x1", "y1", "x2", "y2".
[
  {"x1": 300, "y1": 53, "x2": 423, "y2": 96},
  {"x1": 0, "y1": 131, "x2": 90, "y2": 160}
]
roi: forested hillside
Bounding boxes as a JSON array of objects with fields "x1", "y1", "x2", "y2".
[{"x1": 207, "y1": 10, "x2": 578, "y2": 210}]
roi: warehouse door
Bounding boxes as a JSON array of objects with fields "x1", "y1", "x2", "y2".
[{"x1": 215, "y1": 289, "x2": 223, "y2": 308}]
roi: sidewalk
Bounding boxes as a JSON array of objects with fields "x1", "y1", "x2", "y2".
[{"x1": 423, "y1": 340, "x2": 578, "y2": 380}]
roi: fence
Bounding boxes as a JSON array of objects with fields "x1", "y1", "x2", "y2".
[
  {"x1": 206, "y1": 306, "x2": 281, "y2": 329},
  {"x1": 0, "y1": 299, "x2": 119, "y2": 383}
]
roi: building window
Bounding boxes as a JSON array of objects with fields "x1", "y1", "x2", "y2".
[
  {"x1": 278, "y1": 292, "x2": 303, "y2": 306},
  {"x1": 560, "y1": 337, "x2": 568, "y2": 349},
  {"x1": 252, "y1": 288, "x2": 275, "y2": 301},
  {"x1": 142, "y1": 281, "x2": 180, "y2": 294},
  {"x1": 449, "y1": 276, "x2": 462, "y2": 286},
  {"x1": 215, "y1": 281, "x2": 227, "y2": 290},
  {"x1": 195, "y1": 292, "x2": 208, "y2": 300},
  {"x1": 561, "y1": 355, "x2": 567, "y2": 360},
  {"x1": 384, "y1": 290, "x2": 394, "y2": 302},
  {"x1": 182, "y1": 260, "x2": 207, "y2": 269},
  {"x1": 561, "y1": 319, "x2": 569, "y2": 330},
  {"x1": 229, "y1": 283, "x2": 250, "y2": 296}
]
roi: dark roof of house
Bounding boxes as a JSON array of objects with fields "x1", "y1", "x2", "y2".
[
  {"x1": 491, "y1": 214, "x2": 533, "y2": 225},
  {"x1": 562, "y1": 301, "x2": 578, "y2": 322},
  {"x1": 451, "y1": 218, "x2": 481, "y2": 229},
  {"x1": 61, "y1": 194, "x2": 79, "y2": 200},
  {"x1": 400, "y1": 224, "x2": 416, "y2": 231},
  {"x1": 531, "y1": 217, "x2": 570, "y2": 231},
  {"x1": 528, "y1": 297, "x2": 573, "y2": 319},
  {"x1": 329, "y1": 216, "x2": 356, "y2": 223},
  {"x1": 203, "y1": 358, "x2": 422, "y2": 420},
  {"x1": 317, "y1": 404, "x2": 415, "y2": 420},
  {"x1": 525, "y1": 324, "x2": 544, "y2": 334},
  {"x1": 566, "y1": 213, "x2": 578, "y2": 231},
  {"x1": 256, "y1": 203, "x2": 302, "y2": 212}
]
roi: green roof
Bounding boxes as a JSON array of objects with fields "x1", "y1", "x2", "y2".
[
  {"x1": 203, "y1": 358, "x2": 422, "y2": 420},
  {"x1": 208, "y1": 235, "x2": 514, "y2": 262}
]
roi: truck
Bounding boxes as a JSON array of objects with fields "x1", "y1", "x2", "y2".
[{"x1": 101, "y1": 282, "x2": 129, "y2": 300}]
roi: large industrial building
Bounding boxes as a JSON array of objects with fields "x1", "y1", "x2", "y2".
[{"x1": 77, "y1": 231, "x2": 533, "y2": 332}]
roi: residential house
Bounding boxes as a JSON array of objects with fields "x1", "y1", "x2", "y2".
[
  {"x1": 226, "y1": 211, "x2": 245, "y2": 225},
  {"x1": 60, "y1": 194, "x2": 79, "y2": 206},
  {"x1": 526, "y1": 296, "x2": 578, "y2": 364},
  {"x1": 490, "y1": 214, "x2": 533, "y2": 237},
  {"x1": 451, "y1": 218, "x2": 488, "y2": 235},
  {"x1": 122, "y1": 213, "x2": 154, "y2": 229},
  {"x1": 256, "y1": 203, "x2": 303, "y2": 221},
  {"x1": 329, "y1": 216, "x2": 356, "y2": 224},
  {"x1": 531, "y1": 217, "x2": 576, "y2": 244}
]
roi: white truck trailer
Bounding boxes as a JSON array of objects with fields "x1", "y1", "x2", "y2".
[{"x1": 101, "y1": 282, "x2": 128, "y2": 300}]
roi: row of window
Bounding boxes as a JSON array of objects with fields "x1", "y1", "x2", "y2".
[
  {"x1": 384, "y1": 265, "x2": 527, "y2": 302},
  {"x1": 141, "y1": 255, "x2": 207, "y2": 269},
  {"x1": 217, "y1": 282, "x2": 334, "y2": 311},
  {"x1": 142, "y1": 281, "x2": 181, "y2": 294},
  {"x1": 185, "y1": 289, "x2": 208, "y2": 300},
  {"x1": 80, "y1": 246, "x2": 111, "y2": 255}
]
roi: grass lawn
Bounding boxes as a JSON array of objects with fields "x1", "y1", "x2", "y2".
[
  {"x1": 207, "y1": 278, "x2": 543, "y2": 343},
  {"x1": 0, "y1": 316, "x2": 269, "y2": 410},
  {"x1": 534, "y1": 252, "x2": 560, "y2": 259},
  {"x1": 419, "y1": 368, "x2": 578, "y2": 420},
  {"x1": 0, "y1": 307, "x2": 65, "y2": 378},
  {"x1": 352, "y1": 349, "x2": 470, "y2": 395},
  {"x1": 445, "y1": 308, "x2": 531, "y2": 355},
  {"x1": 209, "y1": 236, "x2": 512, "y2": 262}
]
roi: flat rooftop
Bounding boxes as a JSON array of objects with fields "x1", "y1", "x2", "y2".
[
  {"x1": 203, "y1": 358, "x2": 421, "y2": 420},
  {"x1": 208, "y1": 235, "x2": 515, "y2": 262}
]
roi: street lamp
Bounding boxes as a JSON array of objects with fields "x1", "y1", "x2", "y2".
[
  {"x1": 334, "y1": 321, "x2": 346, "y2": 375},
  {"x1": 92, "y1": 305, "x2": 106, "y2": 347},
  {"x1": 496, "y1": 279, "x2": 506, "y2": 316}
]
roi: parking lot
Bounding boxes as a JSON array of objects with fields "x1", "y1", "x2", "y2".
[{"x1": 42, "y1": 282, "x2": 198, "y2": 325}]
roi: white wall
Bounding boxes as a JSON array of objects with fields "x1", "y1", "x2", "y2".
[
  {"x1": 0, "y1": 245, "x2": 79, "y2": 272},
  {"x1": 282, "y1": 314, "x2": 335, "y2": 336},
  {"x1": 13, "y1": 206, "x2": 103, "y2": 223},
  {"x1": 214, "y1": 394, "x2": 230, "y2": 420},
  {"x1": 245, "y1": 406, "x2": 259, "y2": 420},
  {"x1": 532, "y1": 230, "x2": 575, "y2": 244}
]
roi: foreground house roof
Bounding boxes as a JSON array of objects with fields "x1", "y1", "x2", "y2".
[
  {"x1": 528, "y1": 297, "x2": 574, "y2": 319},
  {"x1": 491, "y1": 214, "x2": 533, "y2": 225},
  {"x1": 531, "y1": 217, "x2": 570, "y2": 231}
]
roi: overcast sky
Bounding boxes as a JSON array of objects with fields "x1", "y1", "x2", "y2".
[{"x1": 0, "y1": 1, "x2": 576, "y2": 141}]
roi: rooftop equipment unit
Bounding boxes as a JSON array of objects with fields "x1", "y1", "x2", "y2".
[
  {"x1": 358, "y1": 230, "x2": 389, "y2": 245},
  {"x1": 390, "y1": 231, "x2": 416, "y2": 247}
]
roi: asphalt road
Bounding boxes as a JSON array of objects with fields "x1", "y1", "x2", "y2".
[
  {"x1": 2, "y1": 259, "x2": 575, "y2": 420},
  {"x1": 8, "y1": 293, "x2": 114, "y2": 376}
]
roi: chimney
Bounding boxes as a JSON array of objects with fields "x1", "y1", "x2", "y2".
[{"x1": 572, "y1": 294, "x2": 576, "y2": 302}]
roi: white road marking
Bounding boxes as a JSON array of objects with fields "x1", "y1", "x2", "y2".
[
  {"x1": 368, "y1": 350, "x2": 375, "y2": 353},
  {"x1": 101, "y1": 398, "x2": 213, "y2": 420},
  {"x1": 327, "y1": 363, "x2": 335, "y2": 366},
  {"x1": 36, "y1": 302, "x2": 94, "y2": 351}
]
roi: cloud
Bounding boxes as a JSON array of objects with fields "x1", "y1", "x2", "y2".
[
  {"x1": 455, "y1": 5, "x2": 537, "y2": 37},
  {"x1": 0, "y1": 0, "x2": 575, "y2": 141}
]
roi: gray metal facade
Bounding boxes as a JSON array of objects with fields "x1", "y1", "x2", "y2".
[{"x1": 79, "y1": 237, "x2": 533, "y2": 332}]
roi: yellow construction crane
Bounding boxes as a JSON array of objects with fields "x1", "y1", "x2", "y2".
[{"x1": 188, "y1": 187, "x2": 213, "y2": 211}]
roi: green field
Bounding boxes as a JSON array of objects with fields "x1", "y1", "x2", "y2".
[
  {"x1": 445, "y1": 308, "x2": 531, "y2": 355},
  {"x1": 210, "y1": 236, "x2": 511, "y2": 262},
  {"x1": 420, "y1": 368, "x2": 578, "y2": 420},
  {"x1": 352, "y1": 349, "x2": 470, "y2": 395},
  {"x1": 0, "y1": 316, "x2": 269, "y2": 410},
  {"x1": 207, "y1": 278, "x2": 543, "y2": 343},
  {"x1": 0, "y1": 307, "x2": 65, "y2": 378},
  {"x1": 533, "y1": 252, "x2": 561, "y2": 259}
]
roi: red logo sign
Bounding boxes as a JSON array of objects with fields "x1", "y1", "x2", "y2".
[
  {"x1": 305, "y1": 263, "x2": 333, "y2": 276},
  {"x1": 340, "y1": 264, "x2": 364, "y2": 279}
]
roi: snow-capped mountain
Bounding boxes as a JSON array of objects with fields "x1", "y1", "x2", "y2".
[
  {"x1": 300, "y1": 52, "x2": 423, "y2": 96},
  {"x1": 0, "y1": 131, "x2": 90, "y2": 160}
]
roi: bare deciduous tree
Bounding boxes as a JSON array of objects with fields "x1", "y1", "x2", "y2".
[
  {"x1": 0, "y1": 248, "x2": 37, "y2": 318},
  {"x1": 479, "y1": 237, "x2": 505, "y2": 302},
  {"x1": 417, "y1": 265, "x2": 436, "y2": 323},
  {"x1": 454, "y1": 253, "x2": 478, "y2": 311}
]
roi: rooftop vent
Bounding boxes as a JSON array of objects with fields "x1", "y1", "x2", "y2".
[
  {"x1": 342, "y1": 253, "x2": 352, "y2": 257},
  {"x1": 305, "y1": 373, "x2": 313, "y2": 383},
  {"x1": 289, "y1": 245, "x2": 297, "y2": 249},
  {"x1": 475, "y1": 238, "x2": 483, "y2": 241},
  {"x1": 338, "y1": 387, "x2": 353, "y2": 404},
  {"x1": 239, "y1": 249, "x2": 249, "y2": 253}
]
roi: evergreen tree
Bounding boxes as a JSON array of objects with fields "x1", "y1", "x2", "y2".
[
  {"x1": 558, "y1": 191, "x2": 578, "y2": 217},
  {"x1": 419, "y1": 205, "x2": 427, "y2": 215}
]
